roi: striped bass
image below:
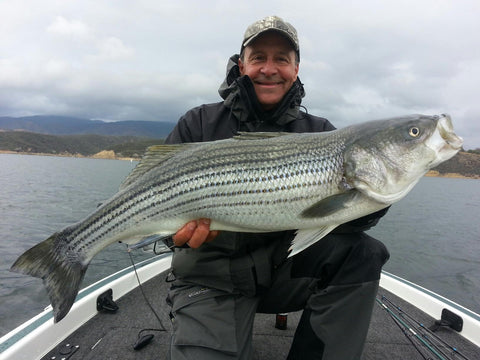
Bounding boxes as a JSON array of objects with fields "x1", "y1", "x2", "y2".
[{"x1": 11, "y1": 114, "x2": 462, "y2": 322}]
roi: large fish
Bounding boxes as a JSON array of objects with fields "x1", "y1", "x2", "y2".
[{"x1": 11, "y1": 114, "x2": 462, "y2": 322}]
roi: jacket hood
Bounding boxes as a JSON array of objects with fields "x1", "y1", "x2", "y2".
[
  {"x1": 218, "y1": 54, "x2": 306, "y2": 128},
  {"x1": 218, "y1": 54, "x2": 243, "y2": 99}
]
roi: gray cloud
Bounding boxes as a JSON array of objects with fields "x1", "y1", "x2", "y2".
[{"x1": 0, "y1": 0, "x2": 478, "y2": 148}]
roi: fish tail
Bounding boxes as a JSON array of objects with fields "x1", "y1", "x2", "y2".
[{"x1": 10, "y1": 233, "x2": 87, "y2": 323}]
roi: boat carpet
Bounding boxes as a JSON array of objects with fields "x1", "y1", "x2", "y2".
[{"x1": 41, "y1": 270, "x2": 479, "y2": 359}]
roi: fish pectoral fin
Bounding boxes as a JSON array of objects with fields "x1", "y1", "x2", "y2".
[
  {"x1": 288, "y1": 226, "x2": 338, "y2": 257},
  {"x1": 301, "y1": 190, "x2": 360, "y2": 218}
]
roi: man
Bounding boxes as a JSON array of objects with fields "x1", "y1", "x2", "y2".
[{"x1": 165, "y1": 16, "x2": 389, "y2": 359}]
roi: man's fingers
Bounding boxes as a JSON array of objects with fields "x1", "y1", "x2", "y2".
[
  {"x1": 172, "y1": 219, "x2": 218, "y2": 248},
  {"x1": 187, "y1": 219, "x2": 211, "y2": 248},
  {"x1": 172, "y1": 220, "x2": 197, "y2": 246}
]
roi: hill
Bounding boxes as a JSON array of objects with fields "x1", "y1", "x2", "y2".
[
  {"x1": 0, "y1": 115, "x2": 175, "y2": 138},
  {"x1": 0, "y1": 131, "x2": 163, "y2": 158},
  {"x1": 428, "y1": 151, "x2": 480, "y2": 178}
]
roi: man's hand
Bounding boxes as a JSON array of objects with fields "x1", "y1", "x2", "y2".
[{"x1": 172, "y1": 218, "x2": 220, "y2": 248}]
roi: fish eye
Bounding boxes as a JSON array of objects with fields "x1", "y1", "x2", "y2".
[{"x1": 409, "y1": 127, "x2": 420, "y2": 137}]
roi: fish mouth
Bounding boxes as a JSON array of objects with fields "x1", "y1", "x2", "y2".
[
  {"x1": 438, "y1": 114, "x2": 463, "y2": 150},
  {"x1": 425, "y1": 114, "x2": 463, "y2": 169}
]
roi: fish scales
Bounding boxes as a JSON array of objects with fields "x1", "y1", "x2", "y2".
[
  {"x1": 69, "y1": 140, "x2": 333, "y2": 258},
  {"x1": 10, "y1": 114, "x2": 463, "y2": 322},
  {"x1": 132, "y1": 135, "x2": 343, "y2": 226},
  {"x1": 73, "y1": 133, "x2": 345, "y2": 254}
]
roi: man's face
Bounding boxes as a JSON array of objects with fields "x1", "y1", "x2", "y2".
[{"x1": 239, "y1": 31, "x2": 299, "y2": 110}]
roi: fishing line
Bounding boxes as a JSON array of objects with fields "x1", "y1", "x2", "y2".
[
  {"x1": 127, "y1": 250, "x2": 166, "y2": 329},
  {"x1": 123, "y1": 240, "x2": 203, "y2": 350},
  {"x1": 127, "y1": 248, "x2": 170, "y2": 350}
]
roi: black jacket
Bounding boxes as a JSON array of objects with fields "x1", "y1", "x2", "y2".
[{"x1": 165, "y1": 55, "x2": 382, "y2": 294}]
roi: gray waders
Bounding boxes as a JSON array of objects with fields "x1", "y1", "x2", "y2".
[{"x1": 167, "y1": 232, "x2": 389, "y2": 359}]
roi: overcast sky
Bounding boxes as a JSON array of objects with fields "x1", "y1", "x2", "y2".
[{"x1": 1, "y1": 0, "x2": 479, "y2": 149}]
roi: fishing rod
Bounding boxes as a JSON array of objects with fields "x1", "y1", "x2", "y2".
[
  {"x1": 381, "y1": 296, "x2": 470, "y2": 360},
  {"x1": 126, "y1": 234, "x2": 172, "y2": 252},
  {"x1": 377, "y1": 296, "x2": 443, "y2": 359},
  {"x1": 376, "y1": 295, "x2": 470, "y2": 360}
]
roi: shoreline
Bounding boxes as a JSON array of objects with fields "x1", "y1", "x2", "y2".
[
  {"x1": 1, "y1": 150, "x2": 478, "y2": 180},
  {"x1": 0, "y1": 149, "x2": 139, "y2": 162},
  {"x1": 424, "y1": 170, "x2": 479, "y2": 180}
]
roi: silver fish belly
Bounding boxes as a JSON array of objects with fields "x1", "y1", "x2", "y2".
[{"x1": 11, "y1": 113, "x2": 463, "y2": 322}]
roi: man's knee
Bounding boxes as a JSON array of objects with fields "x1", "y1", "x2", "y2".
[
  {"x1": 291, "y1": 232, "x2": 389, "y2": 285},
  {"x1": 349, "y1": 232, "x2": 390, "y2": 283},
  {"x1": 356, "y1": 232, "x2": 390, "y2": 264}
]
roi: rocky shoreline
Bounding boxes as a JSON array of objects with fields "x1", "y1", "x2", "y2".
[
  {"x1": 424, "y1": 170, "x2": 479, "y2": 180},
  {"x1": 0, "y1": 149, "x2": 138, "y2": 162}
]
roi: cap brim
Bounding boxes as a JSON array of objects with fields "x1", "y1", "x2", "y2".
[{"x1": 242, "y1": 28, "x2": 299, "y2": 51}]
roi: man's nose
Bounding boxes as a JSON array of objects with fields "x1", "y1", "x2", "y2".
[{"x1": 260, "y1": 59, "x2": 277, "y2": 76}]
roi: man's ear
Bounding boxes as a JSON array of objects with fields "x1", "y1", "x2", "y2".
[{"x1": 238, "y1": 58, "x2": 245, "y2": 75}]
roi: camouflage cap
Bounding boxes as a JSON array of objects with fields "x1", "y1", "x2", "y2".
[{"x1": 241, "y1": 16, "x2": 299, "y2": 56}]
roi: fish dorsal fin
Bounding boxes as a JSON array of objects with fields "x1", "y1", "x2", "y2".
[
  {"x1": 120, "y1": 133, "x2": 290, "y2": 190},
  {"x1": 119, "y1": 144, "x2": 194, "y2": 190},
  {"x1": 233, "y1": 131, "x2": 292, "y2": 140}
]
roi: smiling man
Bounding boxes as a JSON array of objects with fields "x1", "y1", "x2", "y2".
[
  {"x1": 165, "y1": 16, "x2": 390, "y2": 360},
  {"x1": 239, "y1": 31, "x2": 299, "y2": 109}
]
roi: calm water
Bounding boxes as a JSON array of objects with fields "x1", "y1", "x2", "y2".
[{"x1": 1, "y1": 154, "x2": 479, "y2": 336}]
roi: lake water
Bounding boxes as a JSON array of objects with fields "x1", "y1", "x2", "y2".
[{"x1": 0, "y1": 153, "x2": 479, "y2": 337}]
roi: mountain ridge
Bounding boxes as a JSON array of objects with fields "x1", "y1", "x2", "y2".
[{"x1": 0, "y1": 115, "x2": 175, "y2": 138}]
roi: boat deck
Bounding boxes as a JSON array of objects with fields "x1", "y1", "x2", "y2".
[{"x1": 41, "y1": 270, "x2": 479, "y2": 360}]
